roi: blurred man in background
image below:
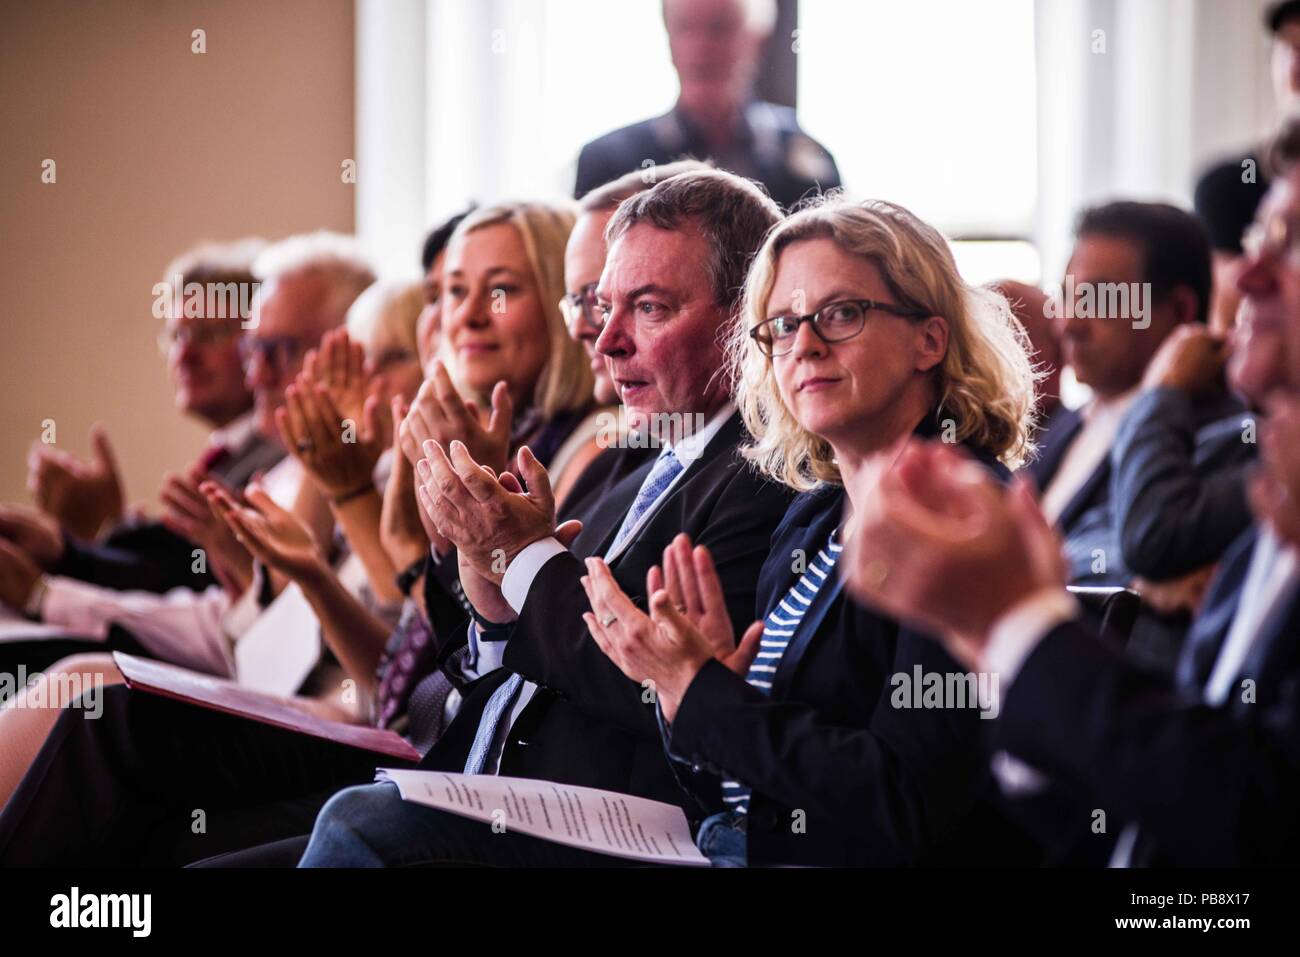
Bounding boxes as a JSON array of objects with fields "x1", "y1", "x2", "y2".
[
  {"x1": 1031, "y1": 202, "x2": 1212, "y2": 588},
  {"x1": 574, "y1": 0, "x2": 839, "y2": 210},
  {"x1": 9, "y1": 240, "x2": 282, "y2": 597}
]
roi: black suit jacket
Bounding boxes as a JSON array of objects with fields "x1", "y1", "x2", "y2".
[
  {"x1": 418, "y1": 413, "x2": 796, "y2": 809},
  {"x1": 52, "y1": 431, "x2": 284, "y2": 594},
  {"x1": 995, "y1": 523, "x2": 1300, "y2": 865},
  {"x1": 574, "y1": 101, "x2": 841, "y2": 211},
  {"x1": 1031, "y1": 394, "x2": 1252, "y2": 588},
  {"x1": 1109, "y1": 388, "x2": 1255, "y2": 582},
  {"x1": 665, "y1": 437, "x2": 1035, "y2": 866}
]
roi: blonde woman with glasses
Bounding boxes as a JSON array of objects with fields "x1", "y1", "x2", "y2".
[{"x1": 582, "y1": 196, "x2": 1040, "y2": 867}]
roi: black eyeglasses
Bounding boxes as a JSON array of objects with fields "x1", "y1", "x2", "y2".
[
  {"x1": 558, "y1": 283, "x2": 603, "y2": 333},
  {"x1": 237, "y1": 335, "x2": 307, "y2": 377},
  {"x1": 749, "y1": 298, "x2": 929, "y2": 357}
]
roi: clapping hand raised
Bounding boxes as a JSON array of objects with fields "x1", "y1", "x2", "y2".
[
  {"x1": 400, "y1": 360, "x2": 512, "y2": 478},
  {"x1": 1250, "y1": 395, "x2": 1300, "y2": 548},
  {"x1": 27, "y1": 424, "x2": 125, "y2": 540},
  {"x1": 203, "y1": 481, "x2": 328, "y2": 585},
  {"x1": 159, "y1": 468, "x2": 253, "y2": 594},
  {"x1": 276, "y1": 375, "x2": 391, "y2": 503}
]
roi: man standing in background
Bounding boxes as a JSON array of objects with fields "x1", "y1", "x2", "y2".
[{"x1": 574, "y1": 0, "x2": 840, "y2": 210}]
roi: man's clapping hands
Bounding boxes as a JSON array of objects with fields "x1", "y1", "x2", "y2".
[
  {"x1": 400, "y1": 361, "x2": 513, "y2": 478},
  {"x1": 27, "y1": 425, "x2": 125, "y2": 540}
]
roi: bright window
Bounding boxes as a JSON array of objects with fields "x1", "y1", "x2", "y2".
[
  {"x1": 536, "y1": 0, "x2": 679, "y2": 195},
  {"x1": 798, "y1": 0, "x2": 1039, "y2": 280}
]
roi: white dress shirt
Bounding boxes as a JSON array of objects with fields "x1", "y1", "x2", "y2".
[
  {"x1": 207, "y1": 411, "x2": 258, "y2": 457},
  {"x1": 1040, "y1": 390, "x2": 1138, "y2": 524},
  {"x1": 39, "y1": 456, "x2": 301, "y2": 677}
]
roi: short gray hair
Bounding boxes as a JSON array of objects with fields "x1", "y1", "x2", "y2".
[
  {"x1": 605, "y1": 168, "x2": 782, "y2": 313},
  {"x1": 253, "y1": 230, "x2": 376, "y2": 330},
  {"x1": 578, "y1": 159, "x2": 713, "y2": 214}
]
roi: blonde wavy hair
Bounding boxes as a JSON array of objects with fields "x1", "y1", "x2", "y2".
[
  {"x1": 729, "y1": 196, "x2": 1038, "y2": 491},
  {"x1": 445, "y1": 201, "x2": 593, "y2": 419},
  {"x1": 345, "y1": 279, "x2": 423, "y2": 357}
]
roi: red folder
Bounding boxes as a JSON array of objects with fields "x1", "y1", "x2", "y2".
[{"x1": 114, "y1": 651, "x2": 420, "y2": 761}]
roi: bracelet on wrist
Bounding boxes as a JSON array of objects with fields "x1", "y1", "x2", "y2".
[
  {"x1": 331, "y1": 483, "x2": 374, "y2": 507},
  {"x1": 394, "y1": 557, "x2": 427, "y2": 597}
]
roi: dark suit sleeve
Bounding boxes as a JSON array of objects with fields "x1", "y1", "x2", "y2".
[
  {"x1": 55, "y1": 525, "x2": 212, "y2": 594},
  {"x1": 503, "y1": 475, "x2": 780, "y2": 739},
  {"x1": 996, "y1": 619, "x2": 1300, "y2": 865},
  {"x1": 421, "y1": 549, "x2": 472, "y2": 657},
  {"x1": 1110, "y1": 388, "x2": 1252, "y2": 580},
  {"x1": 668, "y1": 633, "x2": 990, "y2": 864}
]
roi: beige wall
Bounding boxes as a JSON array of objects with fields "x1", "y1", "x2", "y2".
[{"x1": 0, "y1": 0, "x2": 355, "y2": 510}]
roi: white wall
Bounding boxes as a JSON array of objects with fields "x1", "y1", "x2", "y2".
[{"x1": 1, "y1": 0, "x2": 356, "y2": 509}]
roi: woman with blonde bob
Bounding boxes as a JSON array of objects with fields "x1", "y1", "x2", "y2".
[
  {"x1": 581, "y1": 195, "x2": 1041, "y2": 867},
  {"x1": 407, "y1": 201, "x2": 601, "y2": 491}
]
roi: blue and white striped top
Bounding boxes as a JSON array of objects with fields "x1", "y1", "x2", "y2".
[{"x1": 720, "y1": 532, "x2": 843, "y2": 815}]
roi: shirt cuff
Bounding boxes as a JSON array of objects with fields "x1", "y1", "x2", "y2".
[
  {"x1": 221, "y1": 569, "x2": 265, "y2": 641},
  {"x1": 981, "y1": 587, "x2": 1080, "y2": 689},
  {"x1": 39, "y1": 576, "x2": 112, "y2": 640},
  {"x1": 500, "y1": 537, "x2": 568, "y2": 615}
]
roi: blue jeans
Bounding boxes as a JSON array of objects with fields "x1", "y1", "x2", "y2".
[
  {"x1": 298, "y1": 782, "x2": 636, "y2": 867},
  {"x1": 696, "y1": 810, "x2": 748, "y2": 867}
]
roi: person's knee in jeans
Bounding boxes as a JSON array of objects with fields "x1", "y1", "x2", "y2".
[{"x1": 298, "y1": 783, "x2": 398, "y2": 867}]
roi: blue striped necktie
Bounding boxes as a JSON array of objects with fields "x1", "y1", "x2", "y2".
[
  {"x1": 463, "y1": 672, "x2": 524, "y2": 774},
  {"x1": 606, "y1": 447, "x2": 682, "y2": 557}
]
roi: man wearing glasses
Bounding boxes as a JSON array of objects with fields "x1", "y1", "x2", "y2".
[
  {"x1": 0, "y1": 233, "x2": 374, "y2": 675},
  {"x1": 1, "y1": 243, "x2": 286, "y2": 622},
  {"x1": 841, "y1": 123, "x2": 1300, "y2": 866}
]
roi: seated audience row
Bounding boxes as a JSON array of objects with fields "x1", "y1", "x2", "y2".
[{"x1": 0, "y1": 119, "x2": 1296, "y2": 869}]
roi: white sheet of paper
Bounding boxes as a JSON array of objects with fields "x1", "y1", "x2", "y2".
[
  {"x1": 379, "y1": 769, "x2": 711, "y2": 867},
  {"x1": 0, "y1": 605, "x2": 98, "y2": 643},
  {"x1": 233, "y1": 582, "x2": 321, "y2": 696}
]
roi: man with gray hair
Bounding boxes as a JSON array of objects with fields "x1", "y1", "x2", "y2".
[
  {"x1": 242, "y1": 230, "x2": 376, "y2": 441},
  {"x1": 1, "y1": 239, "x2": 283, "y2": 624},
  {"x1": 574, "y1": 0, "x2": 839, "y2": 210},
  {"x1": 294, "y1": 168, "x2": 795, "y2": 867},
  {"x1": 0, "y1": 231, "x2": 374, "y2": 677}
]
